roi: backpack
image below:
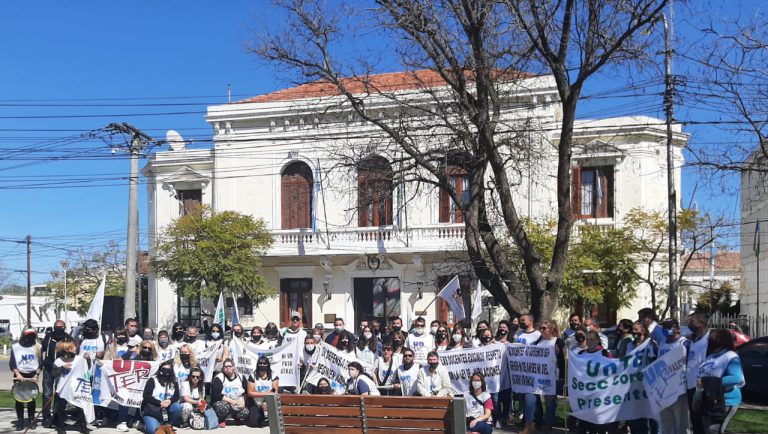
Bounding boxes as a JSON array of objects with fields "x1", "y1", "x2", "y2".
[{"x1": 700, "y1": 376, "x2": 727, "y2": 422}]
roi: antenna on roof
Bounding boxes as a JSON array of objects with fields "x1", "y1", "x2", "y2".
[{"x1": 227, "y1": 83, "x2": 231, "y2": 103}]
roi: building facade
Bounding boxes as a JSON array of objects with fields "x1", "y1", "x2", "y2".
[
  {"x1": 143, "y1": 71, "x2": 687, "y2": 330},
  {"x1": 740, "y1": 153, "x2": 768, "y2": 333}
]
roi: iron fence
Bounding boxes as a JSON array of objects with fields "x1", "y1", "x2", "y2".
[{"x1": 708, "y1": 312, "x2": 768, "y2": 338}]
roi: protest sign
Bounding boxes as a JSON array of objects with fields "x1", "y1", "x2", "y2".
[
  {"x1": 231, "y1": 338, "x2": 299, "y2": 387},
  {"x1": 56, "y1": 356, "x2": 95, "y2": 422},
  {"x1": 304, "y1": 341, "x2": 373, "y2": 394},
  {"x1": 567, "y1": 340, "x2": 655, "y2": 424},
  {"x1": 196, "y1": 342, "x2": 223, "y2": 382},
  {"x1": 505, "y1": 343, "x2": 557, "y2": 395},
  {"x1": 438, "y1": 343, "x2": 504, "y2": 394},
  {"x1": 96, "y1": 360, "x2": 160, "y2": 408},
  {"x1": 643, "y1": 343, "x2": 687, "y2": 414}
]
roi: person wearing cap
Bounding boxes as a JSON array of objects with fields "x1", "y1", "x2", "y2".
[
  {"x1": 281, "y1": 312, "x2": 307, "y2": 348},
  {"x1": 40, "y1": 319, "x2": 72, "y2": 428},
  {"x1": 10, "y1": 327, "x2": 41, "y2": 431},
  {"x1": 77, "y1": 319, "x2": 108, "y2": 361}
]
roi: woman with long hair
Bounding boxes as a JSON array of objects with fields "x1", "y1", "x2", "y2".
[
  {"x1": 466, "y1": 371, "x2": 493, "y2": 434},
  {"x1": 206, "y1": 323, "x2": 229, "y2": 373},
  {"x1": 247, "y1": 356, "x2": 279, "y2": 427},
  {"x1": 179, "y1": 367, "x2": 206, "y2": 428},
  {"x1": 448, "y1": 325, "x2": 471, "y2": 350},
  {"x1": 345, "y1": 361, "x2": 380, "y2": 396},
  {"x1": 521, "y1": 320, "x2": 565, "y2": 434},
  {"x1": 375, "y1": 342, "x2": 402, "y2": 396},
  {"x1": 156, "y1": 330, "x2": 174, "y2": 362},
  {"x1": 51, "y1": 340, "x2": 88, "y2": 434},
  {"x1": 390, "y1": 331, "x2": 407, "y2": 355},
  {"x1": 434, "y1": 325, "x2": 450, "y2": 351},
  {"x1": 141, "y1": 359, "x2": 181, "y2": 434},
  {"x1": 174, "y1": 344, "x2": 197, "y2": 384},
  {"x1": 355, "y1": 325, "x2": 380, "y2": 364}
]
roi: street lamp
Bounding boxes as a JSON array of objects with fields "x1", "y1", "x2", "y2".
[{"x1": 60, "y1": 259, "x2": 69, "y2": 325}]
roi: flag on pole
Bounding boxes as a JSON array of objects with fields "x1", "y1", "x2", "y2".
[
  {"x1": 85, "y1": 272, "x2": 107, "y2": 325},
  {"x1": 471, "y1": 280, "x2": 483, "y2": 319},
  {"x1": 231, "y1": 293, "x2": 240, "y2": 325},
  {"x1": 755, "y1": 220, "x2": 761, "y2": 258},
  {"x1": 214, "y1": 292, "x2": 225, "y2": 326},
  {"x1": 57, "y1": 356, "x2": 95, "y2": 422},
  {"x1": 402, "y1": 298, "x2": 414, "y2": 332},
  {"x1": 437, "y1": 276, "x2": 465, "y2": 321}
]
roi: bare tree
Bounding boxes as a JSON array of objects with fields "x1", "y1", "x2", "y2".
[{"x1": 251, "y1": 0, "x2": 668, "y2": 320}]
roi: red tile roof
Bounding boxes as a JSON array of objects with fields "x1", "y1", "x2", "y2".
[
  {"x1": 237, "y1": 69, "x2": 535, "y2": 104},
  {"x1": 683, "y1": 251, "x2": 741, "y2": 272}
]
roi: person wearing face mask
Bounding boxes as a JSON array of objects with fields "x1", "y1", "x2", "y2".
[
  {"x1": 249, "y1": 326, "x2": 273, "y2": 351},
  {"x1": 514, "y1": 314, "x2": 541, "y2": 344},
  {"x1": 247, "y1": 356, "x2": 279, "y2": 427},
  {"x1": 299, "y1": 336, "x2": 319, "y2": 393},
  {"x1": 124, "y1": 318, "x2": 142, "y2": 347},
  {"x1": 384, "y1": 317, "x2": 404, "y2": 343},
  {"x1": 77, "y1": 319, "x2": 108, "y2": 361},
  {"x1": 686, "y1": 312, "x2": 711, "y2": 434},
  {"x1": 575, "y1": 332, "x2": 615, "y2": 434},
  {"x1": 477, "y1": 329, "x2": 495, "y2": 347},
  {"x1": 583, "y1": 318, "x2": 609, "y2": 349},
  {"x1": 40, "y1": 320, "x2": 72, "y2": 429},
  {"x1": 313, "y1": 377, "x2": 334, "y2": 395},
  {"x1": 429, "y1": 320, "x2": 441, "y2": 336},
  {"x1": 415, "y1": 351, "x2": 453, "y2": 397},
  {"x1": 355, "y1": 325, "x2": 381, "y2": 365},
  {"x1": 310, "y1": 326, "x2": 324, "y2": 344},
  {"x1": 370, "y1": 320, "x2": 382, "y2": 341},
  {"x1": 281, "y1": 314, "x2": 308, "y2": 348},
  {"x1": 623, "y1": 322, "x2": 657, "y2": 434},
  {"x1": 325, "y1": 318, "x2": 353, "y2": 347},
  {"x1": 174, "y1": 344, "x2": 197, "y2": 384},
  {"x1": 434, "y1": 326, "x2": 450, "y2": 351},
  {"x1": 563, "y1": 313, "x2": 581, "y2": 340},
  {"x1": 693, "y1": 329, "x2": 744, "y2": 434},
  {"x1": 406, "y1": 317, "x2": 435, "y2": 365},
  {"x1": 472, "y1": 321, "x2": 491, "y2": 347},
  {"x1": 51, "y1": 340, "x2": 88, "y2": 434},
  {"x1": 466, "y1": 372, "x2": 494, "y2": 434},
  {"x1": 10, "y1": 327, "x2": 41, "y2": 431},
  {"x1": 495, "y1": 320, "x2": 511, "y2": 344},
  {"x1": 107, "y1": 327, "x2": 131, "y2": 360},
  {"x1": 141, "y1": 327, "x2": 155, "y2": 343},
  {"x1": 375, "y1": 343, "x2": 402, "y2": 396},
  {"x1": 393, "y1": 348, "x2": 421, "y2": 396},
  {"x1": 141, "y1": 360, "x2": 181, "y2": 434},
  {"x1": 115, "y1": 340, "x2": 157, "y2": 432},
  {"x1": 228, "y1": 324, "x2": 246, "y2": 358},
  {"x1": 156, "y1": 330, "x2": 175, "y2": 362},
  {"x1": 185, "y1": 325, "x2": 208, "y2": 354},
  {"x1": 207, "y1": 323, "x2": 230, "y2": 373},
  {"x1": 655, "y1": 318, "x2": 690, "y2": 434},
  {"x1": 521, "y1": 321, "x2": 565, "y2": 434},
  {"x1": 448, "y1": 325, "x2": 471, "y2": 350},
  {"x1": 263, "y1": 322, "x2": 281, "y2": 347},
  {"x1": 180, "y1": 367, "x2": 214, "y2": 429},
  {"x1": 170, "y1": 323, "x2": 186, "y2": 353},
  {"x1": 211, "y1": 358, "x2": 249, "y2": 427},
  {"x1": 345, "y1": 361, "x2": 380, "y2": 396},
  {"x1": 610, "y1": 319, "x2": 635, "y2": 358},
  {"x1": 568, "y1": 326, "x2": 588, "y2": 352}
]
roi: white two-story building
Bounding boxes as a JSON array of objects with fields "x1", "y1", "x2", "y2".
[{"x1": 143, "y1": 70, "x2": 686, "y2": 330}]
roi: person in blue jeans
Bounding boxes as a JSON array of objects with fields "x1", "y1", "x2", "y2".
[
  {"x1": 142, "y1": 360, "x2": 182, "y2": 434},
  {"x1": 466, "y1": 371, "x2": 493, "y2": 434}
]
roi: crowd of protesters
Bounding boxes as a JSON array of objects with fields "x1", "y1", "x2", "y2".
[{"x1": 10, "y1": 307, "x2": 746, "y2": 434}]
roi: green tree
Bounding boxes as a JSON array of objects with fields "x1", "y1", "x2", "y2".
[
  {"x1": 151, "y1": 207, "x2": 275, "y2": 303},
  {"x1": 695, "y1": 281, "x2": 737, "y2": 315}
]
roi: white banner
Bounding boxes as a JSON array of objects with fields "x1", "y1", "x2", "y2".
[
  {"x1": 96, "y1": 360, "x2": 160, "y2": 408},
  {"x1": 231, "y1": 338, "x2": 299, "y2": 387},
  {"x1": 304, "y1": 341, "x2": 373, "y2": 394},
  {"x1": 56, "y1": 356, "x2": 95, "y2": 422},
  {"x1": 643, "y1": 344, "x2": 687, "y2": 415},
  {"x1": 196, "y1": 342, "x2": 223, "y2": 382},
  {"x1": 85, "y1": 273, "x2": 106, "y2": 324},
  {"x1": 505, "y1": 343, "x2": 557, "y2": 395},
  {"x1": 567, "y1": 340, "x2": 655, "y2": 424},
  {"x1": 438, "y1": 344, "x2": 504, "y2": 394}
]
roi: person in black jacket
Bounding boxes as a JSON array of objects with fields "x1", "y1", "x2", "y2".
[
  {"x1": 141, "y1": 360, "x2": 181, "y2": 434},
  {"x1": 40, "y1": 320, "x2": 73, "y2": 428}
]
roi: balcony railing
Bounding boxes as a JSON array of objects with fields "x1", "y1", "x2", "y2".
[{"x1": 269, "y1": 224, "x2": 467, "y2": 255}]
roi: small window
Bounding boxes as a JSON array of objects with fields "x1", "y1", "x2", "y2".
[
  {"x1": 177, "y1": 295, "x2": 201, "y2": 327},
  {"x1": 357, "y1": 156, "x2": 393, "y2": 227},
  {"x1": 178, "y1": 189, "x2": 202, "y2": 216},
  {"x1": 280, "y1": 278, "x2": 313, "y2": 327},
  {"x1": 571, "y1": 166, "x2": 614, "y2": 219}
]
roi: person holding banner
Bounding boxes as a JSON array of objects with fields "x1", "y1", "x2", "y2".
[
  {"x1": 345, "y1": 361, "x2": 380, "y2": 396},
  {"x1": 211, "y1": 358, "x2": 249, "y2": 427},
  {"x1": 415, "y1": 351, "x2": 454, "y2": 397},
  {"x1": 10, "y1": 327, "x2": 41, "y2": 431},
  {"x1": 249, "y1": 326, "x2": 271, "y2": 350},
  {"x1": 246, "y1": 356, "x2": 279, "y2": 427},
  {"x1": 141, "y1": 360, "x2": 182, "y2": 434},
  {"x1": 207, "y1": 323, "x2": 229, "y2": 373},
  {"x1": 51, "y1": 340, "x2": 89, "y2": 434},
  {"x1": 656, "y1": 318, "x2": 690, "y2": 434},
  {"x1": 115, "y1": 341, "x2": 157, "y2": 432},
  {"x1": 693, "y1": 329, "x2": 745, "y2": 434},
  {"x1": 106, "y1": 327, "x2": 131, "y2": 360},
  {"x1": 41, "y1": 320, "x2": 72, "y2": 429},
  {"x1": 624, "y1": 322, "x2": 657, "y2": 434},
  {"x1": 611, "y1": 319, "x2": 635, "y2": 358},
  {"x1": 281, "y1": 314, "x2": 307, "y2": 348},
  {"x1": 686, "y1": 312, "x2": 711, "y2": 434},
  {"x1": 175, "y1": 344, "x2": 197, "y2": 384},
  {"x1": 264, "y1": 322, "x2": 281, "y2": 348},
  {"x1": 466, "y1": 372, "x2": 494, "y2": 434},
  {"x1": 77, "y1": 319, "x2": 108, "y2": 361},
  {"x1": 521, "y1": 321, "x2": 564, "y2": 434},
  {"x1": 299, "y1": 335, "x2": 319, "y2": 392},
  {"x1": 184, "y1": 326, "x2": 207, "y2": 354}
]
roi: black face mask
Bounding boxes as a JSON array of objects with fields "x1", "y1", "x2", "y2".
[
  {"x1": 428, "y1": 362, "x2": 439, "y2": 369},
  {"x1": 392, "y1": 326, "x2": 401, "y2": 333},
  {"x1": 510, "y1": 324, "x2": 519, "y2": 332},
  {"x1": 496, "y1": 330, "x2": 508, "y2": 338},
  {"x1": 158, "y1": 368, "x2": 174, "y2": 380},
  {"x1": 140, "y1": 349, "x2": 152, "y2": 360},
  {"x1": 570, "y1": 322, "x2": 578, "y2": 330},
  {"x1": 234, "y1": 330, "x2": 243, "y2": 338},
  {"x1": 251, "y1": 334, "x2": 262, "y2": 342},
  {"x1": 265, "y1": 329, "x2": 277, "y2": 338},
  {"x1": 576, "y1": 334, "x2": 586, "y2": 343},
  {"x1": 62, "y1": 351, "x2": 76, "y2": 359},
  {"x1": 393, "y1": 340, "x2": 403, "y2": 347},
  {"x1": 476, "y1": 329, "x2": 486, "y2": 339},
  {"x1": 20, "y1": 336, "x2": 36, "y2": 347},
  {"x1": 116, "y1": 336, "x2": 128, "y2": 345},
  {"x1": 317, "y1": 386, "x2": 332, "y2": 394},
  {"x1": 185, "y1": 335, "x2": 197, "y2": 343},
  {"x1": 180, "y1": 354, "x2": 191, "y2": 367},
  {"x1": 83, "y1": 327, "x2": 98, "y2": 339},
  {"x1": 436, "y1": 333, "x2": 447, "y2": 341},
  {"x1": 173, "y1": 331, "x2": 184, "y2": 341},
  {"x1": 53, "y1": 327, "x2": 66, "y2": 337}
]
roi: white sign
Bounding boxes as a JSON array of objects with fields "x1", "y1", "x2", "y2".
[
  {"x1": 438, "y1": 344, "x2": 504, "y2": 394},
  {"x1": 505, "y1": 343, "x2": 557, "y2": 395},
  {"x1": 57, "y1": 356, "x2": 96, "y2": 422},
  {"x1": 231, "y1": 338, "x2": 299, "y2": 387},
  {"x1": 196, "y1": 342, "x2": 223, "y2": 382},
  {"x1": 643, "y1": 344, "x2": 687, "y2": 414},
  {"x1": 304, "y1": 341, "x2": 373, "y2": 394},
  {"x1": 567, "y1": 340, "x2": 655, "y2": 425}
]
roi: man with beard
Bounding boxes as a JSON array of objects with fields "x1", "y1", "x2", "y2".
[
  {"x1": 40, "y1": 320, "x2": 73, "y2": 428},
  {"x1": 393, "y1": 348, "x2": 421, "y2": 396}
]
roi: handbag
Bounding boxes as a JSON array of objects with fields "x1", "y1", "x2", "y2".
[
  {"x1": 700, "y1": 376, "x2": 727, "y2": 422},
  {"x1": 190, "y1": 411, "x2": 206, "y2": 430}
]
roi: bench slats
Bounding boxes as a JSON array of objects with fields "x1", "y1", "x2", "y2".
[
  {"x1": 364, "y1": 397, "x2": 452, "y2": 408},
  {"x1": 364, "y1": 407, "x2": 449, "y2": 419},
  {"x1": 364, "y1": 417, "x2": 446, "y2": 429},
  {"x1": 280, "y1": 394, "x2": 361, "y2": 405},
  {"x1": 366, "y1": 429, "x2": 445, "y2": 434},
  {"x1": 281, "y1": 405, "x2": 362, "y2": 416},
  {"x1": 283, "y1": 416, "x2": 364, "y2": 427},
  {"x1": 284, "y1": 427, "x2": 362, "y2": 434}
]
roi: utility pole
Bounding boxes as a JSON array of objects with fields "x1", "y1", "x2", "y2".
[
  {"x1": 26, "y1": 235, "x2": 31, "y2": 326},
  {"x1": 662, "y1": 10, "x2": 679, "y2": 321},
  {"x1": 107, "y1": 123, "x2": 154, "y2": 320},
  {"x1": 61, "y1": 259, "x2": 69, "y2": 325}
]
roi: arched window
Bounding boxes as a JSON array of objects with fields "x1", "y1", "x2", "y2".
[
  {"x1": 281, "y1": 161, "x2": 313, "y2": 229},
  {"x1": 357, "y1": 155, "x2": 393, "y2": 227},
  {"x1": 439, "y1": 152, "x2": 471, "y2": 223}
]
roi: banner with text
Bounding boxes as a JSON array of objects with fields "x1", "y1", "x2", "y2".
[
  {"x1": 304, "y1": 341, "x2": 374, "y2": 394},
  {"x1": 57, "y1": 356, "x2": 96, "y2": 422},
  {"x1": 231, "y1": 338, "x2": 299, "y2": 388},
  {"x1": 95, "y1": 360, "x2": 160, "y2": 408},
  {"x1": 438, "y1": 343, "x2": 504, "y2": 394},
  {"x1": 567, "y1": 340, "x2": 655, "y2": 424},
  {"x1": 505, "y1": 343, "x2": 557, "y2": 395},
  {"x1": 642, "y1": 344, "x2": 687, "y2": 415},
  {"x1": 196, "y1": 342, "x2": 223, "y2": 382}
]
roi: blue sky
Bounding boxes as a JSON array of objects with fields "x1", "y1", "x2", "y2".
[{"x1": 0, "y1": 1, "x2": 750, "y2": 286}]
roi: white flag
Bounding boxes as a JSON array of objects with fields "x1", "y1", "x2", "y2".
[
  {"x1": 402, "y1": 298, "x2": 414, "y2": 332},
  {"x1": 214, "y1": 292, "x2": 225, "y2": 326},
  {"x1": 85, "y1": 273, "x2": 107, "y2": 324},
  {"x1": 471, "y1": 280, "x2": 483, "y2": 319},
  {"x1": 437, "y1": 276, "x2": 465, "y2": 321},
  {"x1": 56, "y1": 356, "x2": 96, "y2": 422},
  {"x1": 196, "y1": 341, "x2": 223, "y2": 382}
]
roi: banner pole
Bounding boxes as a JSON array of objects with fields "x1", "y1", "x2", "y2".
[{"x1": 563, "y1": 350, "x2": 569, "y2": 432}]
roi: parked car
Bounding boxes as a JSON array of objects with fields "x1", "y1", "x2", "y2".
[{"x1": 735, "y1": 336, "x2": 768, "y2": 396}]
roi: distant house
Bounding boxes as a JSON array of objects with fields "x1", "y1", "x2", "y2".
[{"x1": 680, "y1": 251, "x2": 741, "y2": 315}]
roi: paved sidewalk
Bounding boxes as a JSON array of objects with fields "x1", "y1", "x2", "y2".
[{"x1": 0, "y1": 410, "x2": 269, "y2": 434}]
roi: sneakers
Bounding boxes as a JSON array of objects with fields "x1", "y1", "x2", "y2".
[
  {"x1": 116, "y1": 422, "x2": 130, "y2": 432},
  {"x1": 218, "y1": 422, "x2": 226, "y2": 428},
  {"x1": 15, "y1": 419, "x2": 25, "y2": 432}
]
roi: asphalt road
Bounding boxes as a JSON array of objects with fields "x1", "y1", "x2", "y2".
[{"x1": 0, "y1": 358, "x2": 12, "y2": 391}]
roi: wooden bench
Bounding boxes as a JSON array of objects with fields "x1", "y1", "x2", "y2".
[{"x1": 265, "y1": 394, "x2": 467, "y2": 434}]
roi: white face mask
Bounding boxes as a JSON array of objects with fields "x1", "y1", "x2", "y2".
[
  {"x1": 430, "y1": 326, "x2": 438, "y2": 334},
  {"x1": 363, "y1": 332, "x2": 372, "y2": 339},
  {"x1": 335, "y1": 326, "x2": 344, "y2": 333},
  {"x1": 452, "y1": 334, "x2": 462, "y2": 343},
  {"x1": 472, "y1": 381, "x2": 482, "y2": 390},
  {"x1": 416, "y1": 327, "x2": 425, "y2": 335},
  {"x1": 313, "y1": 334, "x2": 322, "y2": 341},
  {"x1": 211, "y1": 332, "x2": 220, "y2": 339},
  {"x1": 305, "y1": 344, "x2": 315, "y2": 352}
]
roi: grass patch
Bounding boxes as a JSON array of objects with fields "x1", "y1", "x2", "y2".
[
  {"x1": 0, "y1": 390, "x2": 43, "y2": 409},
  {"x1": 725, "y1": 409, "x2": 768, "y2": 433}
]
